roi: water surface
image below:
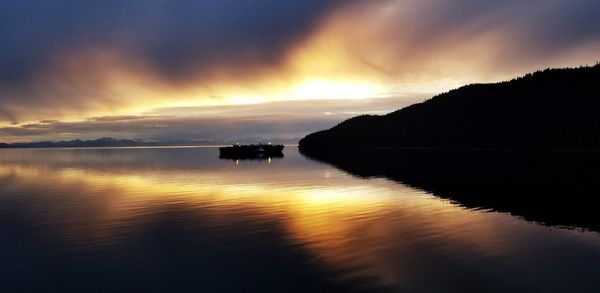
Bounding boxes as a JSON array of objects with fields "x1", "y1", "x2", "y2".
[{"x1": 1, "y1": 147, "x2": 600, "y2": 292}]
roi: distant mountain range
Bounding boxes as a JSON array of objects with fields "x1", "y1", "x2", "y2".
[
  {"x1": 0, "y1": 138, "x2": 164, "y2": 148},
  {"x1": 0, "y1": 137, "x2": 300, "y2": 148},
  {"x1": 300, "y1": 63, "x2": 600, "y2": 151}
]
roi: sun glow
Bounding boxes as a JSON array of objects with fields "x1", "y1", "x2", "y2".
[{"x1": 293, "y1": 80, "x2": 377, "y2": 100}]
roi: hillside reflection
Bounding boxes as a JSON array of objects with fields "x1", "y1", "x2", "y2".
[
  {"x1": 2, "y1": 148, "x2": 600, "y2": 292},
  {"x1": 300, "y1": 149, "x2": 600, "y2": 231}
]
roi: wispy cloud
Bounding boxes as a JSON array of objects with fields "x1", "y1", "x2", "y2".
[{"x1": 0, "y1": 97, "x2": 418, "y2": 142}]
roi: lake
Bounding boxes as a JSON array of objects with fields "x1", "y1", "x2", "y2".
[{"x1": 2, "y1": 147, "x2": 600, "y2": 292}]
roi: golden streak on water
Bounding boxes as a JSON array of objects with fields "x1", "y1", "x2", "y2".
[
  {"x1": 1, "y1": 148, "x2": 599, "y2": 290},
  {"x1": 0, "y1": 163, "x2": 531, "y2": 280}
]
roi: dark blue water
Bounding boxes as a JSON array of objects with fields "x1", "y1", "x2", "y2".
[{"x1": 1, "y1": 147, "x2": 600, "y2": 292}]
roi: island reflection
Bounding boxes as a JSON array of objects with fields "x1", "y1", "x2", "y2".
[{"x1": 2, "y1": 147, "x2": 600, "y2": 292}]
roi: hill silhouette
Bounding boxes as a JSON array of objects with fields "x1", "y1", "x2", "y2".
[
  {"x1": 300, "y1": 63, "x2": 600, "y2": 232},
  {"x1": 300, "y1": 63, "x2": 600, "y2": 150}
]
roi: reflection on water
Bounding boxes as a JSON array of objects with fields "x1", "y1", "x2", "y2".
[
  {"x1": 1, "y1": 147, "x2": 600, "y2": 292},
  {"x1": 300, "y1": 149, "x2": 600, "y2": 231}
]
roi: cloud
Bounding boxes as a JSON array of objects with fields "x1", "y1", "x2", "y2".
[
  {"x1": 0, "y1": 0, "x2": 599, "y2": 138},
  {"x1": 0, "y1": 0, "x2": 343, "y2": 82},
  {"x1": 0, "y1": 96, "x2": 419, "y2": 142},
  {"x1": 0, "y1": 0, "x2": 345, "y2": 122},
  {"x1": 294, "y1": 0, "x2": 600, "y2": 81}
]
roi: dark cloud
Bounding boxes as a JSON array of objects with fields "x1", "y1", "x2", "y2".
[
  {"x1": 1, "y1": 0, "x2": 599, "y2": 89},
  {"x1": 0, "y1": 0, "x2": 342, "y2": 84},
  {"x1": 0, "y1": 0, "x2": 349, "y2": 123}
]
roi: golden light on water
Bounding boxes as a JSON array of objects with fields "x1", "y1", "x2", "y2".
[
  {"x1": 0, "y1": 151, "x2": 529, "y2": 279},
  {"x1": 3, "y1": 147, "x2": 600, "y2": 290}
]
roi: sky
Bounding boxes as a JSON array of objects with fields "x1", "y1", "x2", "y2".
[{"x1": 1, "y1": 0, "x2": 599, "y2": 143}]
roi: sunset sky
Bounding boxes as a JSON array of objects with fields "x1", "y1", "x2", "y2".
[{"x1": 1, "y1": 0, "x2": 599, "y2": 142}]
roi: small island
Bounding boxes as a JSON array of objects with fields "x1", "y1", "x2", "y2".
[{"x1": 219, "y1": 143, "x2": 284, "y2": 159}]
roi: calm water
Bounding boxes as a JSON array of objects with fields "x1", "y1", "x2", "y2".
[{"x1": 2, "y1": 147, "x2": 600, "y2": 292}]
